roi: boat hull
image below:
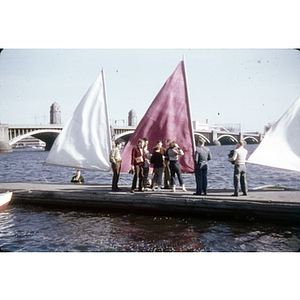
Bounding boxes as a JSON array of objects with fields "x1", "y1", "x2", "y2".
[{"x1": 0, "y1": 191, "x2": 13, "y2": 210}]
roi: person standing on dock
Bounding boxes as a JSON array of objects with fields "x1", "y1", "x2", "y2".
[
  {"x1": 228, "y1": 140, "x2": 248, "y2": 196},
  {"x1": 142, "y1": 138, "x2": 151, "y2": 191},
  {"x1": 130, "y1": 139, "x2": 146, "y2": 193},
  {"x1": 71, "y1": 170, "x2": 85, "y2": 184},
  {"x1": 150, "y1": 146, "x2": 164, "y2": 191},
  {"x1": 168, "y1": 141, "x2": 187, "y2": 192},
  {"x1": 194, "y1": 140, "x2": 212, "y2": 195},
  {"x1": 149, "y1": 140, "x2": 166, "y2": 189},
  {"x1": 110, "y1": 141, "x2": 122, "y2": 191},
  {"x1": 163, "y1": 139, "x2": 172, "y2": 189}
]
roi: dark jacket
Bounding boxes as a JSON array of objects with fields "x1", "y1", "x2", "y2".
[
  {"x1": 194, "y1": 146, "x2": 212, "y2": 164},
  {"x1": 151, "y1": 152, "x2": 164, "y2": 169},
  {"x1": 71, "y1": 175, "x2": 85, "y2": 183}
]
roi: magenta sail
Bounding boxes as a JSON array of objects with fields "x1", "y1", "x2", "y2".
[{"x1": 121, "y1": 60, "x2": 195, "y2": 173}]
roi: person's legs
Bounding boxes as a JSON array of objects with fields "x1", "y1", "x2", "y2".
[
  {"x1": 195, "y1": 164, "x2": 202, "y2": 194},
  {"x1": 233, "y1": 165, "x2": 240, "y2": 195},
  {"x1": 170, "y1": 161, "x2": 176, "y2": 187},
  {"x1": 138, "y1": 165, "x2": 144, "y2": 190},
  {"x1": 240, "y1": 165, "x2": 247, "y2": 195},
  {"x1": 201, "y1": 164, "x2": 208, "y2": 194}
]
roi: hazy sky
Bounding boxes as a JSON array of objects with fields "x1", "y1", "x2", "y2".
[{"x1": 1, "y1": 48, "x2": 299, "y2": 132}]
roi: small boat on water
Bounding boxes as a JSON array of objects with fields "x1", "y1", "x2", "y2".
[{"x1": 0, "y1": 191, "x2": 13, "y2": 210}]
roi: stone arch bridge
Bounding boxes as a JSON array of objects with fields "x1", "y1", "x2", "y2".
[
  {"x1": 0, "y1": 124, "x2": 262, "y2": 153},
  {"x1": 113, "y1": 127, "x2": 262, "y2": 146},
  {"x1": 0, "y1": 124, "x2": 63, "y2": 152}
]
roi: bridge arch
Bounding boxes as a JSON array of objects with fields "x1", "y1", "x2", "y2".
[
  {"x1": 217, "y1": 134, "x2": 239, "y2": 145},
  {"x1": 194, "y1": 133, "x2": 210, "y2": 145},
  {"x1": 9, "y1": 129, "x2": 62, "y2": 151},
  {"x1": 114, "y1": 131, "x2": 135, "y2": 145},
  {"x1": 243, "y1": 136, "x2": 259, "y2": 144}
]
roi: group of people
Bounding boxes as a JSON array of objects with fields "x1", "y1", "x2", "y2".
[
  {"x1": 127, "y1": 138, "x2": 188, "y2": 193},
  {"x1": 72, "y1": 138, "x2": 249, "y2": 197}
]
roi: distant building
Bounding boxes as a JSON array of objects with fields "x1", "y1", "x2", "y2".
[
  {"x1": 193, "y1": 121, "x2": 209, "y2": 131},
  {"x1": 50, "y1": 102, "x2": 61, "y2": 124},
  {"x1": 128, "y1": 109, "x2": 137, "y2": 127}
]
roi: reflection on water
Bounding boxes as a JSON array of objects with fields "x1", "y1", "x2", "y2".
[
  {"x1": 0, "y1": 145, "x2": 300, "y2": 252},
  {"x1": 1, "y1": 204, "x2": 300, "y2": 252}
]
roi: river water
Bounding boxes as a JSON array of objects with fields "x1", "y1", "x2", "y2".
[{"x1": 0, "y1": 144, "x2": 300, "y2": 252}]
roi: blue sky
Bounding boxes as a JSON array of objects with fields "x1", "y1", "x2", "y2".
[{"x1": 1, "y1": 48, "x2": 300, "y2": 133}]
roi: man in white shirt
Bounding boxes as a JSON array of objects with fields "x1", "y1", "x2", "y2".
[
  {"x1": 110, "y1": 141, "x2": 122, "y2": 191},
  {"x1": 228, "y1": 140, "x2": 248, "y2": 196}
]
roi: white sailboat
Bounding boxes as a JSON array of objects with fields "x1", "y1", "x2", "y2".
[
  {"x1": 45, "y1": 69, "x2": 112, "y2": 171},
  {"x1": 247, "y1": 95, "x2": 300, "y2": 172}
]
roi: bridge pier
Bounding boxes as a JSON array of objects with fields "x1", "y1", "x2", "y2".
[
  {"x1": 211, "y1": 130, "x2": 221, "y2": 145},
  {"x1": 0, "y1": 125, "x2": 12, "y2": 153},
  {"x1": 239, "y1": 132, "x2": 243, "y2": 142}
]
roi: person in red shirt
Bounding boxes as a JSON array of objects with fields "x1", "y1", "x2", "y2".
[{"x1": 130, "y1": 139, "x2": 146, "y2": 193}]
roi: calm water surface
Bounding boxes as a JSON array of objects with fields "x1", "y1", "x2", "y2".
[{"x1": 1, "y1": 145, "x2": 300, "y2": 252}]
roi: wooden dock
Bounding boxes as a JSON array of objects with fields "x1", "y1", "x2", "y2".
[{"x1": 1, "y1": 182, "x2": 300, "y2": 222}]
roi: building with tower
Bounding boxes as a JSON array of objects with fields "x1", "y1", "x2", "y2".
[
  {"x1": 128, "y1": 109, "x2": 137, "y2": 127},
  {"x1": 50, "y1": 102, "x2": 61, "y2": 124}
]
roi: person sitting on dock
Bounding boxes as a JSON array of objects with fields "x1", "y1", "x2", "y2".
[
  {"x1": 228, "y1": 140, "x2": 248, "y2": 196},
  {"x1": 194, "y1": 139, "x2": 212, "y2": 195},
  {"x1": 71, "y1": 170, "x2": 85, "y2": 184},
  {"x1": 110, "y1": 141, "x2": 122, "y2": 191}
]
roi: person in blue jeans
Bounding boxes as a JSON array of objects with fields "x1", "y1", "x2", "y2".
[
  {"x1": 194, "y1": 139, "x2": 212, "y2": 195},
  {"x1": 168, "y1": 141, "x2": 187, "y2": 192}
]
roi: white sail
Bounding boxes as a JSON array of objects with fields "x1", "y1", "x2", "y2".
[
  {"x1": 45, "y1": 70, "x2": 112, "y2": 171},
  {"x1": 247, "y1": 96, "x2": 300, "y2": 172}
]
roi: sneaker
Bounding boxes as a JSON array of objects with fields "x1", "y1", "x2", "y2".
[
  {"x1": 172, "y1": 186, "x2": 176, "y2": 192},
  {"x1": 152, "y1": 187, "x2": 155, "y2": 191},
  {"x1": 182, "y1": 186, "x2": 187, "y2": 192},
  {"x1": 158, "y1": 187, "x2": 161, "y2": 191}
]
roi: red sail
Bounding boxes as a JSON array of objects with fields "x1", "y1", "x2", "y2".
[{"x1": 121, "y1": 60, "x2": 195, "y2": 173}]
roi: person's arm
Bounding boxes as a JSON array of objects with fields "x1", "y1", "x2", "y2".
[
  {"x1": 110, "y1": 149, "x2": 117, "y2": 164},
  {"x1": 207, "y1": 149, "x2": 212, "y2": 161},
  {"x1": 228, "y1": 150, "x2": 237, "y2": 162},
  {"x1": 174, "y1": 148, "x2": 184, "y2": 155}
]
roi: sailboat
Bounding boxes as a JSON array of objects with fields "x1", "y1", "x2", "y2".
[
  {"x1": 120, "y1": 59, "x2": 195, "y2": 173},
  {"x1": 247, "y1": 95, "x2": 300, "y2": 172},
  {"x1": 45, "y1": 69, "x2": 112, "y2": 172},
  {"x1": 0, "y1": 191, "x2": 13, "y2": 210}
]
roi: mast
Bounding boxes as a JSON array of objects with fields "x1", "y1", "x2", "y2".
[
  {"x1": 101, "y1": 67, "x2": 112, "y2": 150},
  {"x1": 182, "y1": 55, "x2": 196, "y2": 151}
]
